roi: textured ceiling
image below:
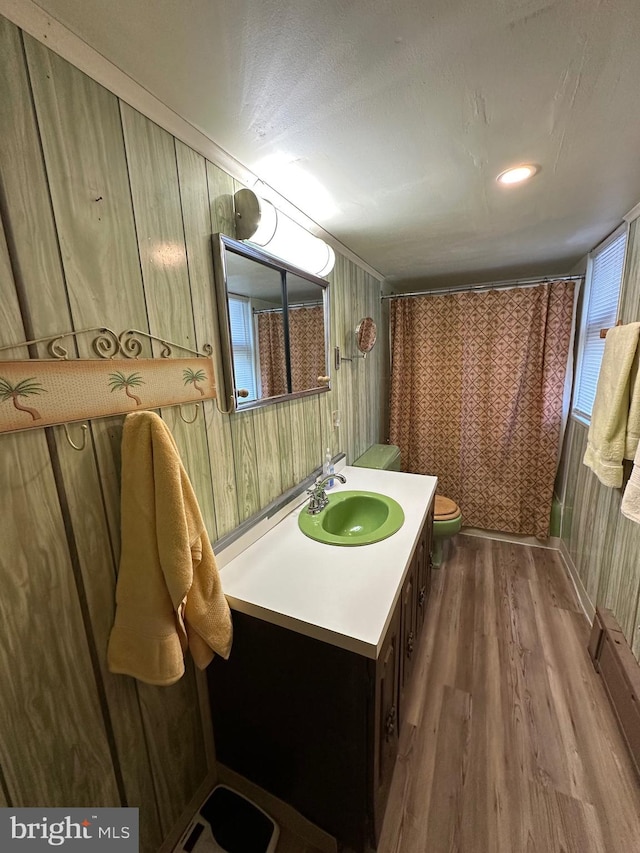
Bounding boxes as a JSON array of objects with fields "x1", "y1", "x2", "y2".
[{"x1": 30, "y1": 0, "x2": 640, "y2": 286}]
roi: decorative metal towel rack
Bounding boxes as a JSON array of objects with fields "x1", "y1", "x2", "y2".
[{"x1": 0, "y1": 327, "x2": 217, "y2": 450}]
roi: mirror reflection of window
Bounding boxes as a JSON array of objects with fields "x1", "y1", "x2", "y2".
[
  {"x1": 226, "y1": 252, "x2": 287, "y2": 402},
  {"x1": 228, "y1": 295, "x2": 258, "y2": 401},
  {"x1": 214, "y1": 236, "x2": 330, "y2": 411}
]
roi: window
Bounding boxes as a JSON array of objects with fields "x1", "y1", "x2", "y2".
[
  {"x1": 228, "y1": 295, "x2": 258, "y2": 402},
  {"x1": 573, "y1": 225, "x2": 628, "y2": 421}
]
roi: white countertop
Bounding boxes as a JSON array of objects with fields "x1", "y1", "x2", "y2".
[{"x1": 217, "y1": 465, "x2": 438, "y2": 659}]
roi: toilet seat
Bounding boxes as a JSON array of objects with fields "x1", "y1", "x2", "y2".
[
  {"x1": 434, "y1": 494, "x2": 460, "y2": 521},
  {"x1": 432, "y1": 495, "x2": 462, "y2": 569}
]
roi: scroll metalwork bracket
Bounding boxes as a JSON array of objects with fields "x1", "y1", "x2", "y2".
[
  {"x1": 0, "y1": 327, "x2": 214, "y2": 360},
  {"x1": 0, "y1": 327, "x2": 217, "y2": 439}
]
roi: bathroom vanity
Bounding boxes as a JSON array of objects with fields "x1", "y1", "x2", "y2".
[{"x1": 208, "y1": 466, "x2": 437, "y2": 851}]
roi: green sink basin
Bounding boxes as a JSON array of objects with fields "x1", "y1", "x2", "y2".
[{"x1": 298, "y1": 490, "x2": 405, "y2": 546}]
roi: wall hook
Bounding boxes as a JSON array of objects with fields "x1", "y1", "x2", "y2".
[
  {"x1": 179, "y1": 402, "x2": 200, "y2": 424},
  {"x1": 63, "y1": 422, "x2": 88, "y2": 451},
  {"x1": 215, "y1": 394, "x2": 236, "y2": 416}
]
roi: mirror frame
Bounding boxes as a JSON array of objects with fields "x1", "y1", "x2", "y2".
[
  {"x1": 212, "y1": 234, "x2": 331, "y2": 413},
  {"x1": 355, "y1": 317, "x2": 377, "y2": 354}
]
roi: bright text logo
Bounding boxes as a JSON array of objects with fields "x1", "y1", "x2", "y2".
[{"x1": 0, "y1": 808, "x2": 138, "y2": 851}]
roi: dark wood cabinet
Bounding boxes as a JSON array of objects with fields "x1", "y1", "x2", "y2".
[
  {"x1": 416, "y1": 511, "x2": 432, "y2": 635},
  {"x1": 372, "y1": 605, "x2": 400, "y2": 843},
  {"x1": 399, "y1": 554, "x2": 417, "y2": 724},
  {"x1": 208, "y1": 498, "x2": 434, "y2": 851}
]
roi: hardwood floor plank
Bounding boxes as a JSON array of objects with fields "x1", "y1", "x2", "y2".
[
  {"x1": 453, "y1": 547, "x2": 477, "y2": 693},
  {"x1": 378, "y1": 537, "x2": 640, "y2": 853},
  {"x1": 529, "y1": 546, "x2": 583, "y2": 614},
  {"x1": 422, "y1": 685, "x2": 472, "y2": 851}
]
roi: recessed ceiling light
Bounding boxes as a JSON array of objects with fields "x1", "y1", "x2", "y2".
[{"x1": 496, "y1": 164, "x2": 540, "y2": 185}]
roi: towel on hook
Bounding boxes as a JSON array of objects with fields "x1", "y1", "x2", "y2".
[
  {"x1": 621, "y1": 441, "x2": 640, "y2": 523},
  {"x1": 583, "y1": 322, "x2": 640, "y2": 488},
  {"x1": 107, "y1": 411, "x2": 232, "y2": 686}
]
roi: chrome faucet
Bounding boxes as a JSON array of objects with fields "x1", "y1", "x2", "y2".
[{"x1": 306, "y1": 472, "x2": 347, "y2": 514}]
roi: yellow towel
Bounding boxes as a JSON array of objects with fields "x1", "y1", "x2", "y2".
[
  {"x1": 621, "y1": 440, "x2": 640, "y2": 523},
  {"x1": 626, "y1": 354, "x2": 640, "y2": 459},
  {"x1": 107, "y1": 411, "x2": 232, "y2": 685},
  {"x1": 583, "y1": 322, "x2": 640, "y2": 488}
]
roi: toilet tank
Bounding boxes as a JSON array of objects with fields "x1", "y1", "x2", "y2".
[{"x1": 353, "y1": 444, "x2": 401, "y2": 471}]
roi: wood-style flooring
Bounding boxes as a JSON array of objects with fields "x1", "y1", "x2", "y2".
[{"x1": 377, "y1": 535, "x2": 640, "y2": 853}]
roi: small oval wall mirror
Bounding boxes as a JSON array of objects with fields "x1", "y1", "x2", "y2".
[{"x1": 356, "y1": 317, "x2": 377, "y2": 354}]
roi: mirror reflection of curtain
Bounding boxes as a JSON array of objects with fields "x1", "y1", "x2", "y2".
[
  {"x1": 389, "y1": 281, "x2": 576, "y2": 538},
  {"x1": 257, "y1": 306, "x2": 325, "y2": 396},
  {"x1": 289, "y1": 306, "x2": 325, "y2": 392},
  {"x1": 257, "y1": 313, "x2": 287, "y2": 397}
]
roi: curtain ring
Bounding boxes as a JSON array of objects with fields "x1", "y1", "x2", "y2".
[
  {"x1": 63, "y1": 422, "x2": 88, "y2": 451},
  {"x1": 179, "y1": 402, "x2": 200, "y2": 424}
]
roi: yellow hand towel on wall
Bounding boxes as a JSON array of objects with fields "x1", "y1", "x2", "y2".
[
  {"x1": 583, "y1": 322, "x2": 640, "y2": 488},
  {"x1": 621, "y1": 440, "x2": 640, "y2": 523},
  {"x1": 107, "y1": 411, "x2": 232, "y2": 685}
]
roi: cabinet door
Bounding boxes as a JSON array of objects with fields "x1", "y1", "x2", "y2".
[
  {"x1": 416, "y1": 527, "x2": 428, "y2": 636},
  {"x1": 425, "y1": 499, "x2": 434, "y2": 593},
  {"x1": 372, "y1": 604, "x2": 400, "y2": 844},
  {"x1": 399, "y1": 555, "x2": 417, "y2": 724},
  {"x1": 417, "y1": 501, "x2": 434, "y2": 634}
]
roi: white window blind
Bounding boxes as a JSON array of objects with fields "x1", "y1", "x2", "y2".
[
  {"x1": 228, "y1": 295, "x2": 258, "y2": 401},
  {"x1": 574, "y1": 227, "x2": 627, "y2": 420}
]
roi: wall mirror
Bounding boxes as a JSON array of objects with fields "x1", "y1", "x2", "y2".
[
  {"x1": 356, "y1": 317, "x2": 377, "y2": 354},
  {"x1": 212, "y1": 234, "x2": 330, "y2": 412},
  {"x1": 334, "y1": 317, "x2": 378, "y2": 369}
]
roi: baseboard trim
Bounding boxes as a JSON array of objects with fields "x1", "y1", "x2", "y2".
[
  {"x1": 558, "y1": 540, "x2": 595, "y2": 624},
  {"x1": 590, "y1": 609, "x2": 640, "y2": 781},
  {"x1": 460, "y1": 528, "x2": 560, "y2": 550}
]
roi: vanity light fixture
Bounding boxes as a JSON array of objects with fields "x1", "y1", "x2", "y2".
[
  {"x1": 496, "y1": 164, "x2": 540, "y2": 185},
  {"x1": 234, "y1": 188, "x2": 335, "y2": 277}
]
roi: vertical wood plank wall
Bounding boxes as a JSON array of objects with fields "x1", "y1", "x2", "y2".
[
  {"x1": 560, "y1": 215, "x2": 640, "y2": 662},
  {"x1": 0, "y1": 14, "x2": 383, "y2": 852}
]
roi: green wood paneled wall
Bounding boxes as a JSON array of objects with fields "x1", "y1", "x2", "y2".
[
  {"x1": 560, "y1": 216, "x2": 640, "y2": 661},
  {"x1": 0, "y1": 15, "x2": 383, "y2": 852}
]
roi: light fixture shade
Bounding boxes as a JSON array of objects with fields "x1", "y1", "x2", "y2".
[{"x1": 234, "y1": 188, "x2": 335, "y2": 277}]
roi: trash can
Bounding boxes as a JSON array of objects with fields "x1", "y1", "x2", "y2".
[{"x1": 173, "y1": 784, "x2": 279, "y2": 853}]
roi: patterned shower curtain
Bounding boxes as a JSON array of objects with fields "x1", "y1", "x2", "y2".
[{"x1": 389, "y1": 281, "x2": 576, "y2": 538}]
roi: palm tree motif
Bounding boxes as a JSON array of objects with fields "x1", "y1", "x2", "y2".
[
  {"x1": 183, "y1": 367, "x2": 206, "y2": 397},
  {"x1": 0, "y1": 376, "x2": 46, "y2": 421},
  {"x1": 108, "y1": 371, "x2": 145, "y2": 406}
]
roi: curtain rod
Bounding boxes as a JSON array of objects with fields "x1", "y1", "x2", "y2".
[
  {"x1": 253, "y1": 301, "x2": 323, "y2": 315},
  {"x1": 381, "y1": 274, "x2": 584, "y2": 300}
]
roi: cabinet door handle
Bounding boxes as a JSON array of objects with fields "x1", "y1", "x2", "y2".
[
  {"x1": 418, "y1": 586, "x2": 426, "y2": 607},
  {"x1": 406, "y1": 631, "x2": 414, "y2": 658},
  {"x1": 385, "y1": 704, "x2": 396, "y2": 741}
]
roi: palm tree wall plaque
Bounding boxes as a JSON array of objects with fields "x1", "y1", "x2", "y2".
[
  {"x1": 183, "y1": 367, "x2": 206, "y2": 397},
  {"x1": 108, "y1": 371, "x2": 145, "y2": 407},
  {"x1": 0, "y1": 377, "x2": 46, "y2": 421}
]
